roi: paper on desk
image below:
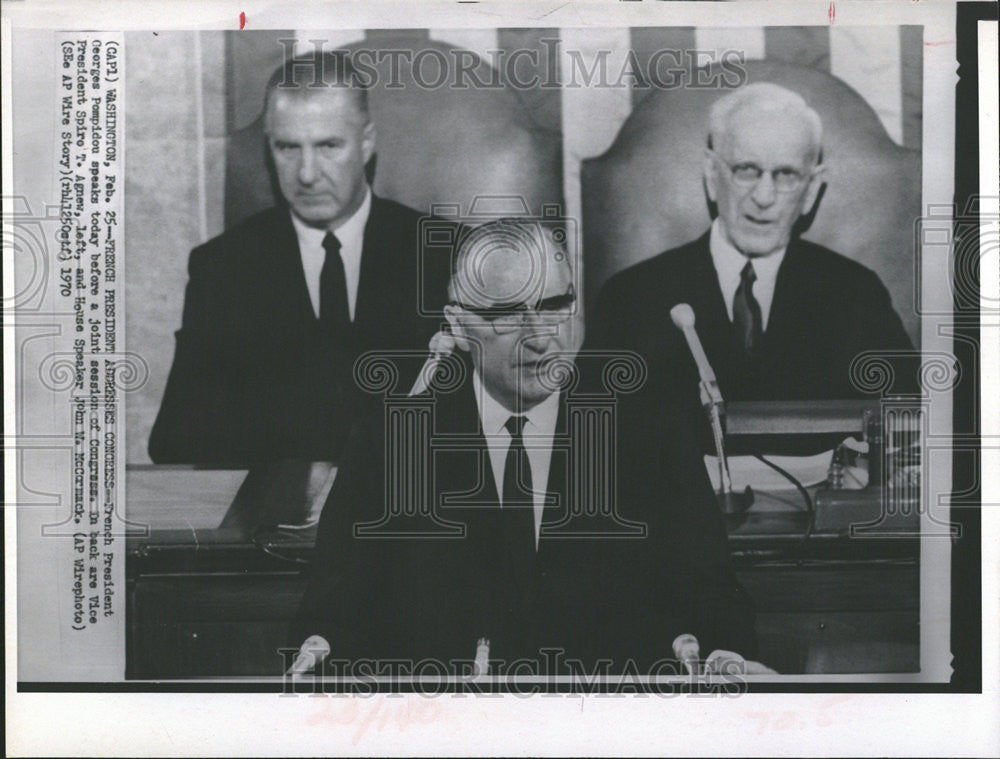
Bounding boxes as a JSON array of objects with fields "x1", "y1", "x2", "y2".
[
  {"x1": 703, "y1": 450, "x2": 834, "y2": 492},
  {"x1": 126, "y1": 468, "x2": 250, "y2": 529}
]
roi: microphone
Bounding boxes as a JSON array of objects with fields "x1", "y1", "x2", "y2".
[
  {"x1": 408, "y1": 330, "x2": 456, "y2": 396},
  {"x1": 473, "y1": 637, "x2": 491, "y2": 678},
  {"x1": 286, "y1": 635, "x2": 331, "y2": 676},
  {"x1": 669, "y1": 304, "x2": 752, "y2": 515},
  {"x1": 672, "y1": 633, "x2": 701, "y2": 676},
  {"x1": 669, "y1": 304, "x2": 723, "y2": 409}
]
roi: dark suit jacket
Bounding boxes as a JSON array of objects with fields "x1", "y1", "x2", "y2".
[
  {"x1": 293, "y1": 370, "x2": 756, "y2": 673},
  {"x1": 587, "y1": 233, "x2": 915, "y2": 405},
  {"x1": 149, "y1": 196, "x2": 452, "y2": 465}
]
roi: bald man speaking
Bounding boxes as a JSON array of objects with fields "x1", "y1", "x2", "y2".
[
  {"x1": 292, "y1": 218, "x2": 759, "y2": 679},
  {"x1": 588, "y1": 83, "x2": 914, "y2": 403}
]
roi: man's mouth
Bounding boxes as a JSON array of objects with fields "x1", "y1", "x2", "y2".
[
  {"x1": 517, "y1": 357, "x2": 545, "y2": 372},
  {"x1": 743, "y1": 214, "x2": 776, "y2": 227}
]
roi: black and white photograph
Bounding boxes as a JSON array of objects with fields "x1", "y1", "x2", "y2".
[{"x1": 3, "y1": 0, "x2": 998, "y2": 755}]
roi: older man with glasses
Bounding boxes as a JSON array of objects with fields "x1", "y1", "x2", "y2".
[
  {"x1": 588, "y1": 82, "x2": 914, "y2": 404},
  {"x1": 291, "y1": 218, "x2": 760, "y2": 679}
]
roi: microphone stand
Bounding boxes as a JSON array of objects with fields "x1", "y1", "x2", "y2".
[
  {"x1": 669, "y1": 304, "x2": 752, "y2": 516},
  {"x1": 699, "y1": 378, "x2": 753, "y2": 515}
]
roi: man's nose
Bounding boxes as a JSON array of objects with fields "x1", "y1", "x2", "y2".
[
  {"x1": 521, "y1": 317, "x2": 559, "y2": 349},
  {"x1": 750, "y1": 171, "x2": 777, "y2": 207},
  {"x1": 297, "y1": 147, "x2": 317, "y2": 185}
]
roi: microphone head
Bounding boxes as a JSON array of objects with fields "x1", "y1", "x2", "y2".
[
  {"x1": 670, "y1": 303, "x2": 696, "y2": 330},
  {"x1": 300, "y1": 635, "x2": 331, "y2": 658},
  {"x1": 287, "y1": 635, "x2": 332, "y2": 676}
]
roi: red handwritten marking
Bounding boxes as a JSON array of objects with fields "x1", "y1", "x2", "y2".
[
  {"x1": 239, "y1": 11, "x2": 246, "y2": 29},
  {"x1": 302, "y1": 696, "x2": 443, "y2": 745},
  {"x1": 351, "y1": 697, "x2": 385, "y2": 745},
  {"x1": 828, "y1": 1, "x2": 835, "y2": 24},
  {"x1": 815, "y1": 695, "x2": 855, "y2": 726},
  {"x1": 924, "y1": 40, "x2": 955, "y2": 46},
  {"x1": 304, "y1": 699, "x2": 360, "y2": 727},
  {"x1": 746, "y1": 694, "x2": 857, "y2": 734}
]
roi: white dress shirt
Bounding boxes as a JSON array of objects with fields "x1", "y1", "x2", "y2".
[
  {"x1": 471, "y1": 370, "x2": 561, "y2": 550},
  {"x1": 290, "y1": 188, "x2": 372, "y2": 320},
  {"x1": 709, "y1": 218, "x2": 786, "y2": 331}
]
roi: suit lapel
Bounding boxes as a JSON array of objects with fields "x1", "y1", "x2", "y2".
[
  {"x1": 431, "y1": 379, "x2": 523, "y2": 647},
  {"x1": 433, "y1": 376, "x2": 502, "y2": 513},
  {"x1": 353, "y1": 199, "x2": 382, "y2": 333},
  {"x1": 433, "y1": 377, "x2": 573, "y2": 653},
  {"x1": 537, "y1": 396, "x2": 568, "y2": 553},
  {"x1": 690, "y1": 233, "x2": 732, "y2": 323},
  {"x1": 761, "y1": 238, "x2": 807, "y2": 356},
  {"x1": 264, "y1": 208, "x2": 318, "y2": 329},
  {"x1": 687, "y1": 235, "x2": 746, "y2": 388},
  {"x1": 354, "y1": 196, "x2": 412, "y2": 340},
  {"x1": 687, "y1": 234, "x2": 736, "y2": 343}
]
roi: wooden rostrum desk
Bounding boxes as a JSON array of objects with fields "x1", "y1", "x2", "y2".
[{"x1": 125, "y1": 469, "x2": 919, "y2": 679}]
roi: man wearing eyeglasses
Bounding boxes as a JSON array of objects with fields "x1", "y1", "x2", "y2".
[
  {"x1": 292, "y1": 218, "x2": 759, "y2": 676},
  {"x1": 444, "y1": 223, "x2": 581, "y2": 425},
  {"x1": 588, "y1": 82, "x2": 913, "y2": 403}
]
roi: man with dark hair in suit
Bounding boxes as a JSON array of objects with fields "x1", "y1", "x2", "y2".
[
  {"x1": 587, "y1": 82, "x2": 914, "y2": 405},
  {"x1": 292, "y1": 219, "x2": 760, "y2": 677},
  {"x1": 149, "y1": 51, "x2": 451, "y2": 464}
]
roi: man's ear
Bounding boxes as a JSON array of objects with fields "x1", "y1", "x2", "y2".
[
  {"x1": 444, "y1": 305, "x2": 471, "y2": 351},
  {"x1": 703, "y1": 147, "x2": 718, "y2": 203},
  {"x1": 361, "y1": 121, "x2": 376, "y2": 165},
  {"x1": 801, "y1": 163, "x2": 826, "y2": 216}
]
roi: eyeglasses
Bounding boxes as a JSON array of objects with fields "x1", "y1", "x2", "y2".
[
  {"x1": 709, "y1": 149, "x2": 814, "y2": 193},
  {"x1": 451, "y1": 287, "x2": 576, "y2": 335}
]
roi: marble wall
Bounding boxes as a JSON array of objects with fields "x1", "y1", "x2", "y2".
[{"x1": 124, "y1": 31, "x2": 226, "y2": 462}]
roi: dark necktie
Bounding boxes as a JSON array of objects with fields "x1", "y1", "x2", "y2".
[
  {"x1": 320, "y1": 232, "x2": 350, "y2": 342},
  {"x1": 502, "y1": 415, "x2": 536, "y2": 553},
  {"x1": 732, "y1": 259, "x2": 763, "y2": 358}
]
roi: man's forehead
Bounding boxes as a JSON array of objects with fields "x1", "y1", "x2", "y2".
[
  {"x1": 456, "y1": 237, "x2": 570, "y2": 305},
  {"x1": 268, "y1": 87, "x2": 363, "y2": 121},
  {"x1": 721, "y1": 103, "x2": 816, "y2": 161}
]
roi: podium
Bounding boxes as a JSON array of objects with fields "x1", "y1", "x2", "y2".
[
  {"x1": 125, "y1": 459, "x2": 918, "y2": 678},
  {"x1": 725, "y1": 399, "x2": 926, "y2": 535}
]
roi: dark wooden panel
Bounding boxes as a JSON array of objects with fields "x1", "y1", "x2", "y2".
[
  {"x1": 127, "y1": 561, "x2": 920, "y2": 678},
  {"x1": 125, "y1": 484, "x2": 922, "y2": 679},
  {"x1": 755, "y1": 611, "x2": 918, "y2": 674},
  {"x1": 128, "y1": 575, "x2": 308, "y2": 678},
  {"x1": 737, "y1": 562, "x2": 917, "y2": 613}
]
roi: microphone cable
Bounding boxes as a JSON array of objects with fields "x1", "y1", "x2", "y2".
[
  {"x1": 752, "y1": 453, "x2": 816, "y2": 554},
  {"x1": 251, "y1": 523, "x2": 313, "y2": 566}
]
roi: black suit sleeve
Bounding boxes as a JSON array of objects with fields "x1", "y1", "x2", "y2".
[
  {"x1": 148, "y1": 246, "x2": 252, "y2": 464},
  {"x1": 289, "y1": 416, "x2": 381, "y2": 654},
  {"x1": 844, "y1": 268, "x2": 917, "y2": 395},
  {"x1": 584, "y1": 266, "x2": 701, "y2": 407},
  {"x1": 624, "y1": 396, "x2": 757, "y2": 661},
  {"x1": 149, "y1": 242, "x2": 357, "y2": 465},
  {"x1": 584, "y1": 270, "x2": 643, "y2": 358},
  {"x1": 682, "y1": 473, "x2": 758, "y2": 659},
  {"x1": 850, "y1": 269, "x2": 914, "y2": 349}
]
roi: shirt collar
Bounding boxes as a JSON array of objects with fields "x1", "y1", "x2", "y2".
[
  {"x1": 471, "y1": 370, "x2": 561, "y2": 438},
  {"x1": 289, "y1": 186, "x2": 372, "y2": 253},
  {"x1": 709, "y1": 218, "x2": 786, "y2": 284}
]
